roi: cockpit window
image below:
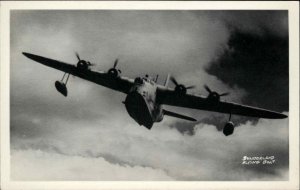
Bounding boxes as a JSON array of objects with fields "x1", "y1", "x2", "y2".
[{"x1": 134, "y1": 77, "x2": 144, "y2": 85}]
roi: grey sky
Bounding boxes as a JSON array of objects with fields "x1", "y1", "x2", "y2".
[{"x1": 10, "y1": 10, "x2": 288, "y2": 180}]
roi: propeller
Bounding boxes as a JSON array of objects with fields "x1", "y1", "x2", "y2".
[
  {"x1": 170, "y1": 76, "x2": 195, "y2": 94},
  {"x1": 75, "y1": 52, "x2": 81, "y2": 61},
  {"x1": 108, "y1": 58, "x2": 122, "y2": 76},
  {"x1": 113, "y1": 59, "x2": 118, "y2": 68},
  {"x1": 75, "y1": 52, "x2": 95, "y2": 66},
  {"x1": 204, "y1": 84, "x2": 229, "y2": 100},
  {"x1": 204, "y1": 85, "x2": 212, "y2": 94},
  {"x1": 113, "y1": 58, "x2": 121, "y2": 73},
  {"x1": 170, "y1": 76, "x2": 179, "y2": 86}
]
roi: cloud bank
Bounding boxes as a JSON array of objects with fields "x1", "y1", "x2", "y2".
[{"x1": 11, "y1": 115, "x2": 288, "y2": 180}]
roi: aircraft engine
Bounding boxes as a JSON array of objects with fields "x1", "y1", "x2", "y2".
[
  {"x1": 108, "y1": 59, "x2": 121, "y2": 77},
  {"x1": 204, "y1": 85, "x2": 229, "y2": 102},
  {"x1": 75, "y1": 52, "x2": 94, "y2": 70},
  {"x1": 77, "y1": 60, "x2": 90, "y2": 70},
  {"x1": 108, "y1": 68, "x2": 119, "y2": 77},
  {"x1": 223, "y1": 121, "x2": 235, "y2": 136},
  {"x1": 170, "y1": 76, "x2": 195, "y2": 95},
  {"x1": 175, "y1": 84, "x2": 188, "y2": 94}
]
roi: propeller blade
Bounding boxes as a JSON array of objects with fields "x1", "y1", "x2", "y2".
[
  {"x1": 219, "y1": 92, "x2": 230, "y2": 96},
  {"x1": 170, "y1": 76, "x2": 179, "y2": 86},
  {"x1": 186, "y1": 85, "x2": 195, "y2": 89},
  {"x1": 113, "y1": 59, "x2": 118, "y2": 68},
  {"x1": 204, "y1": 85, "x2": 212, "y2": 93},
  {"x1": 75, "y1": 52, "x2": 81, "y2": 61}
]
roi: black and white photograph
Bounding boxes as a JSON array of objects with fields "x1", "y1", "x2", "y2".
[{"x1": 1, "y1": 1, "x2": 299, "y2": 190}]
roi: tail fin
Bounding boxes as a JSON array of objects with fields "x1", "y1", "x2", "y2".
[
  {"x1": 163, "y1": 109, "x2": 197, "y2": 121},
  {"x1": 164, "y1": 74, "x2": 170, "y2": 87},
  {"x1": 155, "y1": 74, "x2": 159, "y2": 83}
]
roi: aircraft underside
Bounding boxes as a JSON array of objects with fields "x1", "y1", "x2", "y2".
[{"x1": 124, "y1": 91, "x2": 155, "y2": 129}]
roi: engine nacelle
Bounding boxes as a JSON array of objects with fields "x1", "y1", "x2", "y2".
[
  {"x1": 55, "y1": 81, "x2": 67, "y2": 97},
  {"x1": 77, "y1": 60, "x2": 90, "y2": 70},
  {"x1": 108, "y1": 68, "x2": 119, "y2": 77},
  {"x1": 223, "y1": 121, "x2": 234, "y2": 136},
  {"x1": 175, "y1": 85, "x2": 187, "y2": 95},
  {"x1": 207, "y1": 92, "x2": 221, "y2": 102}
]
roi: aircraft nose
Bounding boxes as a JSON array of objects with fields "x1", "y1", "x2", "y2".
[{"x1": 125, "y1": 91, "x2": 143, "y2": 104}]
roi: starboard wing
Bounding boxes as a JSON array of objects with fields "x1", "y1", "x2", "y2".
[{"x1": 157, "y1": 88, "x2": 287, "y2": 119}]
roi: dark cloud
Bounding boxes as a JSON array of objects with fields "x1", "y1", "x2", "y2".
[
  {"x1": 218, "y1": 11, "x2": 288, "y2": 38},
  {"x1": 169, "y1": 121, "x2": 198, "y2": 135},
  {"x1": 169, "y1": 11, "x2": 289, "y2": 134},
  {"x1": 170, "y1": 114, "x2": 261, "y2": 136},
  {"x1": 11, "y1": 116, "x2": 52, "y2": 139},
  {"x1": 205, "y1": 28, "x2": 288, "y2": 112}
]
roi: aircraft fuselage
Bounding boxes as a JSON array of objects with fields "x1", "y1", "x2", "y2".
[{"x1": 124, "y1": 77, "x2": 163, "y2": 129}]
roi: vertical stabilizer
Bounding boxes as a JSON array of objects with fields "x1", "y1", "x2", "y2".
[
  {"x1": 164, "y1": 74, "x2": 170, "y2": 87},
  {"x1": 155, "y1": 74, "x2": 159, "y2": 83}
]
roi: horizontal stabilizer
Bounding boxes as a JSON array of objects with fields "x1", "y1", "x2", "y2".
[{"x1": 163, "y1": 109, "x2": 197, "y2": 121}]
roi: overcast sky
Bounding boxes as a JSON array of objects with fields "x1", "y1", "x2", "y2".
[{"x1": 10, "y1": 10, "x2": 288, "y2": 181}]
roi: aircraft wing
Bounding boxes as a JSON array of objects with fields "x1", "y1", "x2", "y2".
[
  {"x1": 157, "y1": 88, "x2": 287, "y2": 119},
  {"x1": 23, "y1": 52, "x2": 134, "y2": 94}
]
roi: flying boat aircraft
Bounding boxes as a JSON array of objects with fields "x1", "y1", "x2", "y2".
[{"x1": 22, "y1": 52, "x2": 287, "y2": 136}]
